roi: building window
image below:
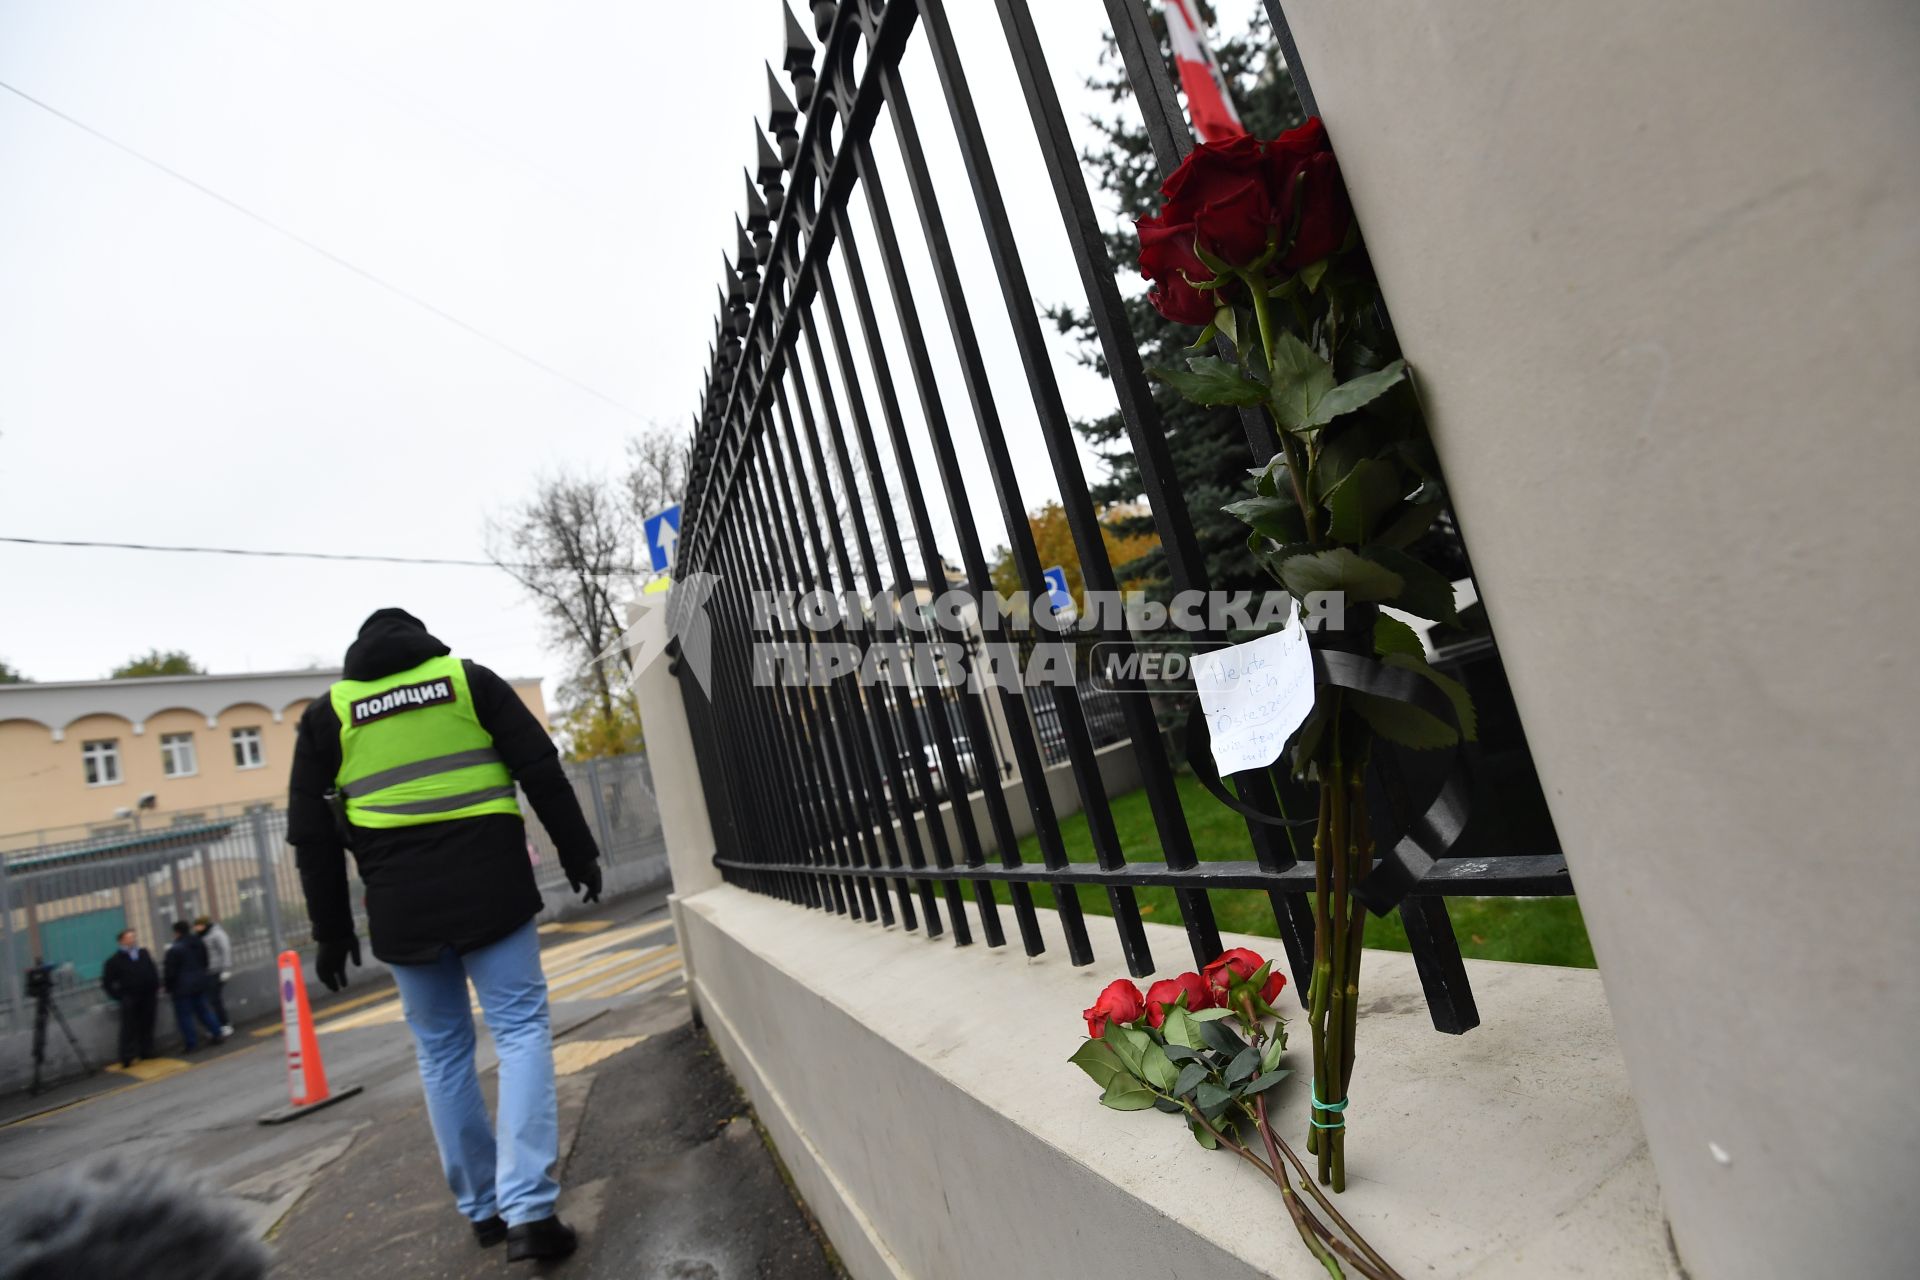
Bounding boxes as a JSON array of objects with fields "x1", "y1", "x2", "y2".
[
  {"x1": 160, "y1": 732, "x2": 198, "y2": 778},
  {"x1": 82, "y1": 739, "x2": 121, "y2": 786},
  {"x1": 232, "y1": 726, "x2": 265, "y2": 770}
]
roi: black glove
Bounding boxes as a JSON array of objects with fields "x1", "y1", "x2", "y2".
[
  {"x1": 567, "y1": 861, "x2": 603, "y2": 904},
  {"x1": 315, "y1": 935, "x2": 362, "y2": 992}
]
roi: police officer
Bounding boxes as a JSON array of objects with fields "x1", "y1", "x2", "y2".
[{"x1": 289, "y1": 608, "x2": 602, "y2": 1262}]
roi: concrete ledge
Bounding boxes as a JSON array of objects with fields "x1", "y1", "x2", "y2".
[{"x1": 682, "y1": 884, "x2": 1677, "y2": 1280}]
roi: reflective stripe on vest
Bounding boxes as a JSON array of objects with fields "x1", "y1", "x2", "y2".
[{"x1": 329, "y1": 656, "x2": 521, "y2": 830}]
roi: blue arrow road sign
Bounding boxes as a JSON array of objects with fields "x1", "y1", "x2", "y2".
[
  {"x1": 643, "y1": 505, "x2": 682, "y2": 572},
  {"x1": 1041, "y1": 565, "x2": 1072, "y2": 614}
]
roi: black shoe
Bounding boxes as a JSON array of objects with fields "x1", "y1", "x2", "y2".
[
  {"x1": 506, "y1": 1216, "x2": 577, "y2": 1262},
  {"x1": 472, "y1": 1216, "x2": 507, "y2": 1248}
]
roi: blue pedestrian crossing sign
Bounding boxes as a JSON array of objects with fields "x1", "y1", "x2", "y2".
[
  {"x1": 1041, "y1": 565, "x2": 1072, "y2": 615},
  {"x1": 644, "y1": 505, "x2": 682, "y2": 572}
]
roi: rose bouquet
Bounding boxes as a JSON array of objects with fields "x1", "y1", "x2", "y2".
[
  {"x1": 1073, "y1": 950, "x2": 1402, "y2": 1279},
  {"x1": 1137, "y1": 120, "x2": 1475, "y2": 1194}
]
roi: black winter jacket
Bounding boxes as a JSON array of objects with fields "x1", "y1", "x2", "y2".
[
  {"x1": 162, "y1": 935, "x2": 210, "y2": 997},
  {"x1": 102, "y1": 948, "x2": 159, "y2": 1001},
  {"x1": 288, "y1": 609, "x2": 601, "y2": 964}
]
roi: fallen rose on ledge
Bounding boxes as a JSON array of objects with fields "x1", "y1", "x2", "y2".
[{"x1": 1072, "y1": 950, "x2": 1401, "y2": 1280}]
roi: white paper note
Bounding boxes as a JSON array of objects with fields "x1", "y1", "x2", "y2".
[{"x1": 1190, "y1": 607, "x2": 1317, "y2": 776}]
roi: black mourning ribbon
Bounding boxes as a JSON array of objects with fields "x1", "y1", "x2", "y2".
[{"x1": 1184, "y1": 645, "x2": 1471, "y2": 916}]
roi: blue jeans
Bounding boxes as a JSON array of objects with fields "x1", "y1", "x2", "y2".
[
  {"x1": 391, "y1": 920, "x2": 559, "y2": 1226},
  {"x1": 171, "y1": 991, "x2": 221, "y2": 1050}
]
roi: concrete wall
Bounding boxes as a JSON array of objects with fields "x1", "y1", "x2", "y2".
[
  {"x1": 1280, "y1": 1, "x2": 1920, "y2": 1274},
  {"x1": 682, "y1": 886, "x2": 1674, "y2": 1280}
]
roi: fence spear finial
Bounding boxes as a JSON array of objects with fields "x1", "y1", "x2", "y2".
[{"x1": 783, "y1": 3, "x2": 817, "y2": 104}]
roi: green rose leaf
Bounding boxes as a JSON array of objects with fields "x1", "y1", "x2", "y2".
[
  {"x1": 1268, "y1": 333, "x2": 1409, "y2": 435},
  {"x1": 1382, "y1": 652, "x2": 1478, "y2": 742},
  {"x1": 1190, "y1": 1119, "x2": 1220, "y2": 1150},
  {"x1": 1223, "y1": 493, "x2": 1306, "y2": 546},
  {"x1": 1189, "y1": 1008, "x2": 1237, "y2": 1023},
  {"x1": 1212, "y1": 304, "x2": 1239, "y2": 347},
  {"x1": 1173, "y1": 1062, "x2": 1210, "y2": 1097},
  {"x1": 1140, "y1": 1041, "x2": 1181, "y2": 1092},
  {"x1": 1243, "y1": 1068, "x2": 1293, "y2": 1095},
  {"x1": 1149, "y1": 355, "x2": 1267, "y2": 407},
  {"x1": 1260, "y1": 1034, "x2": 1286, "y2": 1075},
  {"x1": 1297, "y1": 258, "x2": 1331, "y2": 293},
  {"x1": 1309, "y1": 360, "x2": 1409, "y2": 430},
  {"x1": 1351, "y1": 690, "x2": 1459, "y2": 750},
  {"x1": 1152, "y1": 1097, "x2": 1185, "y2": 1115},
  {"x1": 1373, "y1": 499, "x2": 1443, "y2": 550},
  {"x1": 1068, "y1": 1038, "x2": 1125, "y2": 1091},
  {"x1": 1160, "y1": 1005, "x2": 1204, "y2": 1051},
  {"x1": 1194, "y1": 1082, "x2": 1235, "y2": 1120},
  {"x1": 1103, "y1": 1025, "x2": 1150, "y2": 1079},
  {"x1": 1372, "y1": 615, "x2": 1426, "y2": 660},
  {"x1": 1310, "y1": 415, "x2": 1411, "y2": 503},
  {"x1": 1100, "y1": 1076, "x2": 1159, "y2": 1112},
  {"x1": 1162, "y1": 1042, "x2": 1202, "y2": 1065},
  {"x1": 1279, "y1": 548, "x2": 1404, "y2": 604},
  {"x1": 1360, "y1": 546, "x2": 1459, "y2": 624},
  {"x1": 1324, "y1": 456, "x2": 1404, "y2": 545},
  {"x1": 1225, "y1": 1045, "x2": 1261, "y2": 1087},
  {"x1": 1199, "y1": 1018, "x2": 1248, "y2": 1057},
  {"x1": 1266, "y1": 332, "x2": 1336, "y2": 434}
]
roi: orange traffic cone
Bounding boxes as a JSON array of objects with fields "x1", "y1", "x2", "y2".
[{"x1": 258, "y1": 950, "x2": 363, "y2": 1124}]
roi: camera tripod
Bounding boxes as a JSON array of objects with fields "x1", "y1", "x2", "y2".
[{"x1": 29, "y1": 980, "x2": 96, "y2": 1096}]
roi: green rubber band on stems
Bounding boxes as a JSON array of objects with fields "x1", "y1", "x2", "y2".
[{"x1": 1310, "y1": 1088, "x2": 1349, "y2": 1130}]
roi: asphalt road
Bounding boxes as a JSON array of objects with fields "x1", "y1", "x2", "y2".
[{"x1": 0, "y1": 891, "x2": 841, "y2": 1279}]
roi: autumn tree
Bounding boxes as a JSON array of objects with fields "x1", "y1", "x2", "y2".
[
  {"x1": 988, "y1": 501, "x2": 1161, "y2": 627},
  {"x1": 488, "y1": 423, "x2": 690, "y2": 760},
  {"x1": 112, "y1": 649, "x2": 204, "y2": 678}
]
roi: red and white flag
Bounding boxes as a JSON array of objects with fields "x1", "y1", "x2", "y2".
[{"x1": 1163, "y1": 0, "x2": 1244, "y2": 142}]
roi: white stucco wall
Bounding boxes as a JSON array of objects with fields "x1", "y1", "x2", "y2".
[{"x1": 1279, "y1": 2, "x2": 1920, "y2": 1274}]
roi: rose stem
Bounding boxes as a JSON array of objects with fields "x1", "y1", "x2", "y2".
[
  {"x1": 1246, "y1": 277, "x2": 1323, "y2": 551},
  {"x1": 1191, "y1": 1107, "x2": 1343, "y2": 1278},
  {"x1": 1307, "y1": 778, "x2": 1333, "y2": 1157},
  {"x1": 1323, "y1": 719, "x2": 1351, "y2": 1185},
  {"x1": 1260, "y1": 1097, "x2": 1404, "y2": 1280},
  {"x1": 1335, "y1": 755, "x2": 1373, "y2": 1191},
  {"x1": 1242, "y1": 1103, "x2": 1385, "y2": 1280}
]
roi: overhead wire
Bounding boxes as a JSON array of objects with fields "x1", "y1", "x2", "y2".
[
  {"x1": 0, "y1": 534, "x2": 647, "y2": 576},
  {"x1": 0, "y1": 78, "x2": 646, "y2": 423}
]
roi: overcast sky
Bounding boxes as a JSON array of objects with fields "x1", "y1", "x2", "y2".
[{"x1": 0, "y1": 0, "x2": 1264, "y2": 701}]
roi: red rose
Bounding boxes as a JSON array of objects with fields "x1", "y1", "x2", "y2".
[
  {"x1": 1144, "y1": 971, "x2": 1213, "y2": 1028},
  {"x1": 1263, "y1": 117, "x2": 1352, "y2": 270},
  {"x1": 1083, "y1": 978, "x2": 1145, "y2": 1038},
  {"x1": 1202, "y1": 947, "x2": 1286, "y2": 1003},
  {"x1": 1136, "y1": 213, "x2": 1218, "y2": 326},
  {"x1": 1157, "y1": 134, "x2": 1271, "y2": 265}
]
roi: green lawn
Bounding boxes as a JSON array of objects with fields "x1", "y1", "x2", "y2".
[{"x1": 968, "y1": 770, "x2": 1594, "y2": 969}]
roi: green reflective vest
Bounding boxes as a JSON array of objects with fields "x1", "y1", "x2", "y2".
[{"x1": 329, "y1": 655, "x2": 521, "y2": 830}]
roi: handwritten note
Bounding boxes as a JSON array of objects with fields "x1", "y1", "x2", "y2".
[{"x1": 1190, "y1": 606, "x2": 1316, "y2": 776}]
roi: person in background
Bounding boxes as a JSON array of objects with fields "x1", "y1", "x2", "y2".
[
  {"x1": 194, "y1": 915, "x2": 234, "y2": 1036},
  {"x1": 100, "y1": 929, "x2": 159, "y2": 1069},
  {"x1": 288, "y1": 608, "x2": 602, "y2": 1263},
  {"x1": 160, "y1": 921, "x2": 223, "y2": 1052}
]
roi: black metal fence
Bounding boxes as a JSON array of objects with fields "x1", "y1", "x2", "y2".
[{"x1": 671, "y1": 0, "x2": 1571, "y2": 1034}]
